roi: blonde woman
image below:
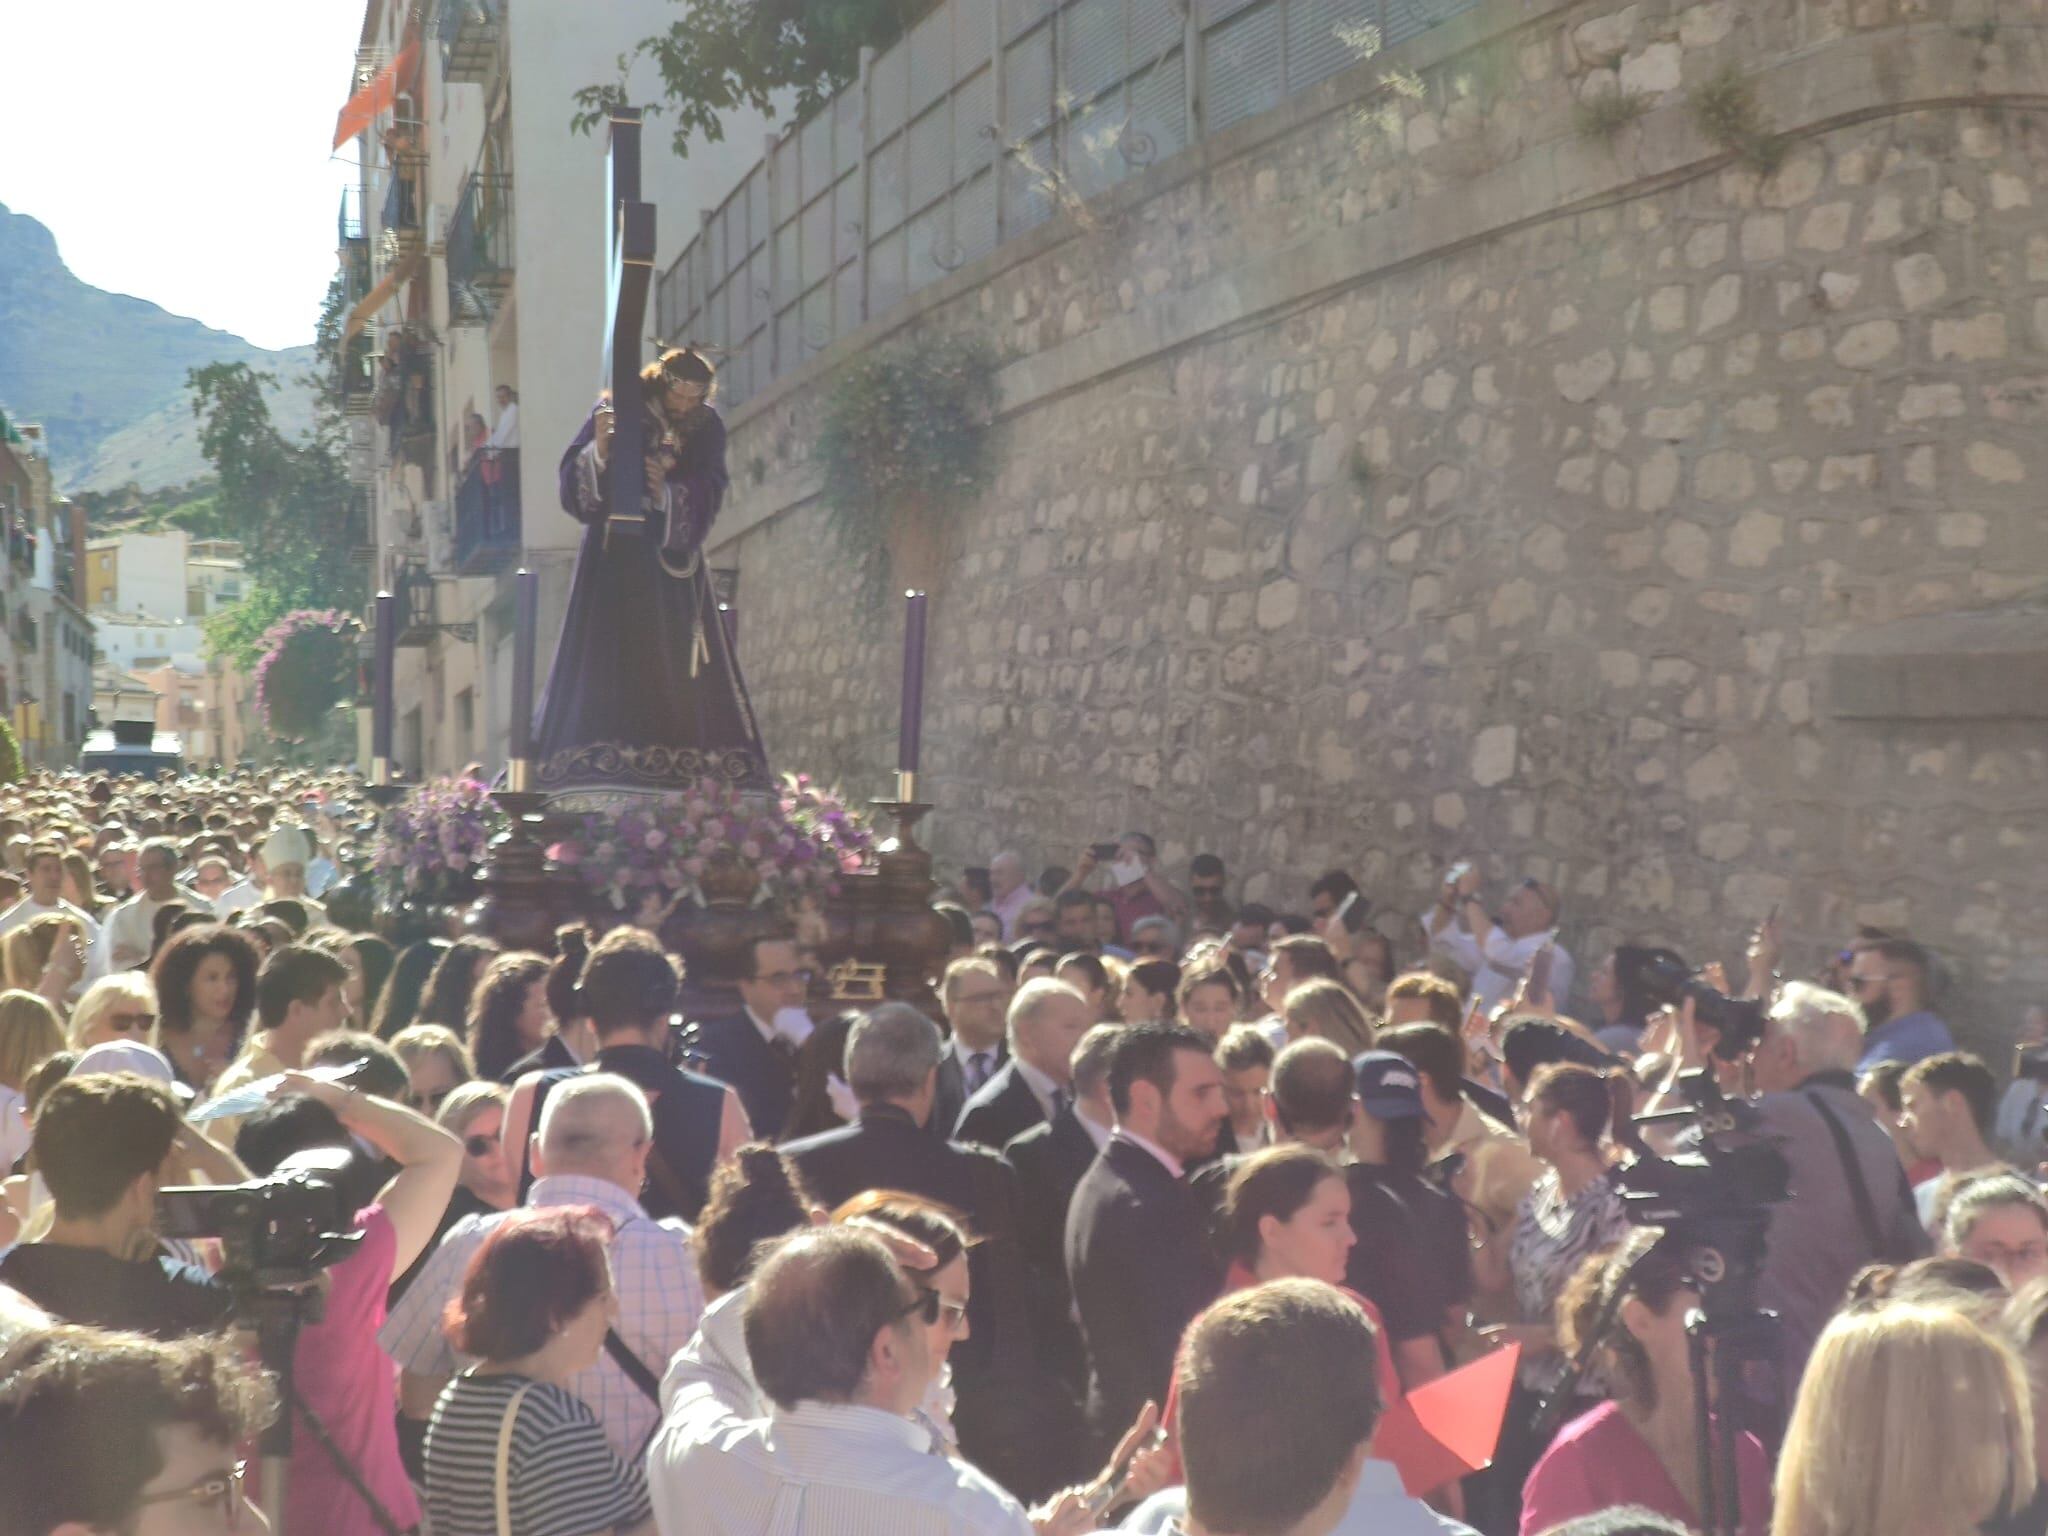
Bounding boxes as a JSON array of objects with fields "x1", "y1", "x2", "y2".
[
  {"x1": 3, "y1": 914, "x2": 85, "y2": 1006},
  {"x1": 66, "y1": 974, "x2": 159, "y2": 1052},
  {"x1": 1281, "y1": 977, "x2": 1377, "y2": 1056},
  {"x1": 0, "y1": 990, "x2": 66, "y2": 1173},
  {"x1": 1775, "y1": 1301, "x2": 2033, "y2": 1536},
  {"x1": 389, "y1": 1024, "x2": 476, "y2": 1118}
]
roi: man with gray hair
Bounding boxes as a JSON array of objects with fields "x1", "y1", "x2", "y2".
[
  {"x1": 97, "y1": 836, "x2": 182, "y2": 971},
  {"x1": 989, "y1": 848, "x2": 1034, "y2": 939},
  {"x1": 1725, "y1": 981, "x2": 1927, "y2": 1384},
  {"x1": 380, "y1": 1072, "x2": 705, "y2": 1459},
  {"x1": 955, "y1": 977, "x2": 1091, "y2": 1149},
  {"x1": 782, "y1": 1004, "x2": 1051, "y2": 1493}
]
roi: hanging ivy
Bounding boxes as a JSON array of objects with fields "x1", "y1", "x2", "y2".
[
  {"x1": 253, "y1": 609, "x2": 361, "y2": 743},
  {"x1": 0, "y1": 719, "x2": 22, "y2": 785},
  {"x1": 814, "y1": 329, "x2": 1000, "y2": 589}
]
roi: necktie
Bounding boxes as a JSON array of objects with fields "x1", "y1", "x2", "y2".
[
  {"x1": 1051, "y1": 1087, "x2": 1072, "y2": 1119},
  {"x1": 967, "y1": 1051, "x2": 993, "y2": 1093}
]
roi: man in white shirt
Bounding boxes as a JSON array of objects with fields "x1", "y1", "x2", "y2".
[
  {"x1": 381, "y1": 1074, "x2": 704, "y2": 1459},
  {"x1": 486, "y1": 384, "x2": 519, "y2": 451},
  {"x1": 0, "y1": 843, "x2": 102, "y2": 993},
  {"x1": 212, "y1": 843, "x2": 264, "y2": 917},
  {"x1": 96, "y1": 838, "x2": 182, "y2": 973},
  {"x1": 1122, "y1": 1280, "x2": 1477, "y2": 1536},
  {"x1": 1421, "y1": 865, "x2": 1574, "y2": 1015},
  {"x1": 987, "y1": 850, "x2": 1034, "y2": 940},
  {"x1": 650, "y1": 1224, "x2": 1034, "y2": 1536}
]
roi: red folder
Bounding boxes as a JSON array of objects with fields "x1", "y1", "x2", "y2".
[{"x1": 1374, "y1": 1342, "x2": 1521, "y2": 1496}]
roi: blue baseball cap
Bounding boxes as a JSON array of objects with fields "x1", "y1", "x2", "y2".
[{"x1": 1352, "y1": 1051, "x2": 1424, "y2": 1120}]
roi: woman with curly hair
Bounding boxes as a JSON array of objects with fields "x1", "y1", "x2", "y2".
[
  {"x1": 149, "y1": 924, "x2": 260, "y2": 1091},
  {"x1": 466, "y1": 952, "x2": 552, "y2": 1083}
]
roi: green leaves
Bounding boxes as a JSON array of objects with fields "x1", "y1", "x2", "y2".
[
  {"x1": 816, "y1": 330, "x2": 1000, "y2": 515},
  {"x1": 572, "y1": 0, "x2": 934, "y2": 158}
]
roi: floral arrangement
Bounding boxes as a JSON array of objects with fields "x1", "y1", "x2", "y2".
[
  {"x1": 372, "y1": 774, "x2": 502, "y2": 901},
  {"x1": 549, "y1": 773, "x2": 877, "y2": 911},
  {"x1": 253, "y1": 609, "x2": 360, "y2": 741}
]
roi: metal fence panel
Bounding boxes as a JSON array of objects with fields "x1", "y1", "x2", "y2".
[
  {"x1": 1204, "y1": 4, "x2": 1284, "y2": 134},
  {"x1": 655, "y1": 0, "x2": 1476, "y2": 405}
]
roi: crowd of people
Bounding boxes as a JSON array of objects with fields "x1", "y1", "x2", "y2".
[{"x1": 0, "y1": 774, "x2": 2045, "y2": 1536}]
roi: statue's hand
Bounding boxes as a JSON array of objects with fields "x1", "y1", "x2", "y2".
[{"x1": 592, "y1": 405, "x2": 615, "y2": 465}]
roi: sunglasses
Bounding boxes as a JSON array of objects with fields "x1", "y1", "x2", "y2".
[
  {"x1": 463, "y1": 1132, "x2": 500, "y2": 1158},
  {"x1": 107, "y1": 1011, "x2": 157, "y2": 1032},
  {"x1": 133, "y1": 1461, "x2": 248, "y2": 1528}
]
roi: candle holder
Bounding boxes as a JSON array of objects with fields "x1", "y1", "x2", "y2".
[
  {"x1": 870, "y1": 797, "x2": 933, "y2": 862},
  {"x1": 467, "y1": 787, "x2": 559, "y2": 952},
  {"x1": 363, "y1": 779, "x2": 406, "y2": 815}
]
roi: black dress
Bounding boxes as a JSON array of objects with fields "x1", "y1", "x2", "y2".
[{"x1": 533, "y1": 401, "x2": 769, "y2": 794}]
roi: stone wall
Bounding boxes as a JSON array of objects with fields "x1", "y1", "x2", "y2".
[{"x1": 708, "y1": 0, "x2": 2048, "y2": 1041}]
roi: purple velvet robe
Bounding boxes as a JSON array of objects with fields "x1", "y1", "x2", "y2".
[{"x1": 532, "y1": 401, "x2": 769, "y2": 791}]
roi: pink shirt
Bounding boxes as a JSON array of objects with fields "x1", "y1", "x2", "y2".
[
  {"x1": 290, "y1": 1205, "x2": 420, "y2": 1536},
  {"x1": 1521, "y1": 1400, "x2": 1769, "y2": 1536}
]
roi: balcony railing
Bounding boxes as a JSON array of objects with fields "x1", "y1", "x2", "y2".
[
  {"x1": 15, "y1": 615, "x2": 36, "y2": 652},
  {"x1": 453, "y1": 449, "x2": 520, "y2": 575},
  {"x1": 7, "y1": 517, "x2": 36, "y2": 573},
  {"x1": 382, "y1": 156, "x2": 423, "y2": 258},
  {"x1": 339, "y1": 331, "x2": 376, "y2": 415},
  {"x1": 447, "y1": 171, "x2": 514, "y2": 326},
  {"x1": 434, "y1": 0, "x2": 501, "y2": 84}
]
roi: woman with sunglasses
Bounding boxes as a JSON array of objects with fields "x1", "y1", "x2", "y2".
[
  {"x1": 389, "y1": 1023, "x2": 476, "y2": 1119},
  {"x1": 66, "y1": 973, "x2": 158, "y2": 1051}
]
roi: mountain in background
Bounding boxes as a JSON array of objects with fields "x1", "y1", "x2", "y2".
[{"x1": 0, "y1": 201, "x2": 319, "y2": 494}]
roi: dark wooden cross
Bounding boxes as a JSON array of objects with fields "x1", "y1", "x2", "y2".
[{"x1": 600, "y1": 108, "x2": 657, "y2": 539}]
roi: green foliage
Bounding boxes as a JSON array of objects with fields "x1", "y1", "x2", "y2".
[
  {"x1": 1691, "y1": 64, "x2": 1784, "y2": 174},
  {"x1": 1574, "y1": 87, "x2": 1650, "y2": 143},
  {"x1": 571, "y1": 0, "x2": 934, "y2": 159},
  {"x1": 815, "y1": 330, "x2": 1000, "y2": 521},
  {"x1": 202, "y1": 583, "x2": 293, "y2": 670},
  {"x1": 0, "y1": 719, "x2": 23, "y2": 786}
]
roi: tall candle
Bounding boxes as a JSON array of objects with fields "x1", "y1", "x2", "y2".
[
  {"x1": 897, "y1": 589, "x2": 927, "y2": 776},
  {"x1": 510, "y1": 568, "x2": 537, "y2": 763},
  {"x1": 372, "y1": 590, "x2": 395, "y2": 769}
]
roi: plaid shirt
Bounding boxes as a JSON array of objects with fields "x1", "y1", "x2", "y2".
[{"x1": 379, "y1": 1174, "x2": 704, "y2": 1458}]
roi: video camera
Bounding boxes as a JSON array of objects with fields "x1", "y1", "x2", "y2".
[
  {"x1": 1614, "y1": 945, "x2": 1768, "y2": 1062},
  {"x1": 157, "y1": 1145, "x2": 362, "y2": 1291}
]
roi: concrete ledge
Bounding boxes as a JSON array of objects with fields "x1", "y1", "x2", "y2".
[{"x1": 1827, "y1": 604, "x2": 2048, "y2": 721}]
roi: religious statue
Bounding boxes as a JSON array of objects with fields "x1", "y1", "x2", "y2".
[{"x1": 532, "y1": 345, "x2": 769, "y2": 796}]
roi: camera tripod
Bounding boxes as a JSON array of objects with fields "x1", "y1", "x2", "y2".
[{"x1": 239, "y1": 1281, "x2": 408, "y2": 1536}]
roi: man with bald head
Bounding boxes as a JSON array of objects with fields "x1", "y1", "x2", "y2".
[{"x1": 380, "y1": 1073, "x2": 706, "y2": 1459}]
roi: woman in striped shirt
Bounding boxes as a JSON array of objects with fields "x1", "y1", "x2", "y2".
[{"x1": 424, "y1": 1206, "x2": 655, "y2": 1536}]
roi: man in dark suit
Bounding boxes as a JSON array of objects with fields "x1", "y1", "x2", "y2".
[
  {"x1": 1064, "y1": 1020, "x2": 1228, "y2": 1450},
  {"x1": 678, "y1": 934, "x2": 803, "y2": 1140},
  {"x1": 955, "y1": 976, "x2": 1091, "y2": 1148},
  {"x1": 783, "y1": 1000, "x2": 1077, "y2": 1498},
  {"x1": 930, "y1": 955, "x2": 1011, "y2": 1139},
  {"x1": 1005, "y1": 1022, "x2": 1122, "y2": 1396}
]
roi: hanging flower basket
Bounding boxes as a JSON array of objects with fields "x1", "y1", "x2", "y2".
[{"x1": 253, "y1": 609, "x2": 361, "y2": 742}]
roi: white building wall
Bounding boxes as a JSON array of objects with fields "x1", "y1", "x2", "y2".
[
  {"x1": 96, "y1": 618, "x2": 206, "y2": 673},
  {"x1": 110, "y1": 531, "x2": 191, "y2": 621}
]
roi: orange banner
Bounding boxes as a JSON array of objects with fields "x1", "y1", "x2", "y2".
[{"x1": 333, "y1": 41, "x2": 419, "y2": 149}]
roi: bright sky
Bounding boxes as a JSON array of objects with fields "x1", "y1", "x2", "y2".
[{"x1": 0, "y1": 1, "x2": 368, "y2": 352}]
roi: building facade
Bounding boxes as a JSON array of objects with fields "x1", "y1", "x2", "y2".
[
  {"x1": 0, "y1": 416, "x2": 93, "y2": 767},
  {"x1": 337, "y1": 0, "x2": 773, "y2": 779}
]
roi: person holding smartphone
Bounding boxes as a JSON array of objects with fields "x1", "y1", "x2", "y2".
[
  {"x1": 1060, "y1": 833, "x2": 1190, "y2": 949},
  {"x1": 1420, "y1": 863, "x2": 1574, "y2": 1015}
]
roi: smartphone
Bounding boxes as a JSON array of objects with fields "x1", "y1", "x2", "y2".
[
  {"x1": 1090, "y1": 841, "x2": 1119, "y2": 862},
  {"x1": 1446, "y1": 859, "x2": 1473, "y2": 886},
  {"x1": 1085, "y1": 1426, "x2": 1168, "y2": 1518},
  {"x1": 1527, "y1": 941, "x2": 1555, "y2": 1006},
  {"x1": 1333, "y1": 889, "x2": 1369, "y2": 934}
]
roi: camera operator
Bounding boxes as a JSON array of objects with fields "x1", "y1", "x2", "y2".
[
  {"x1": 231, "y1": 1070, "x2": 461, "y2": 1536},
  {"x1": 1684, "y1": 981, "x2": 1927, "y2": 1385},
  {"x1": 0, "y1": 1072, "x2": 250, "y2": 1338}
]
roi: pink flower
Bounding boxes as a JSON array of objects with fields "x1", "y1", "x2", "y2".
[{"x1": 644, "y1": 829, "x2": 667, "y2": 850}]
